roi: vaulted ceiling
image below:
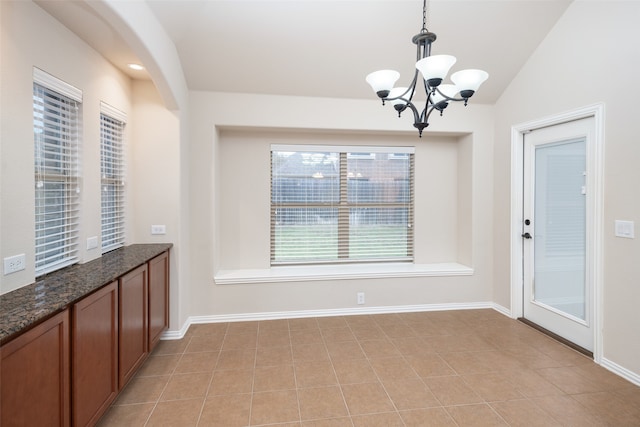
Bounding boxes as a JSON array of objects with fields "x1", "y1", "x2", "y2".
[{"x1": 36, "y1": 0, "x2": 573, "y2": 105}]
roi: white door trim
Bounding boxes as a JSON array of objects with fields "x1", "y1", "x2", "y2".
[{"x1": 510, "y1": 104, "x2": 605, "y2": 362}]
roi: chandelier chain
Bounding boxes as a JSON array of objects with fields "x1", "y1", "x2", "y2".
[{"x1": 421, "y1": 0, "x2": 429, "y2": 33}]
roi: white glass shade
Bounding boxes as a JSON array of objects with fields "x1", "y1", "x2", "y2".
[
  {"x1": 415, "y1": 55, "x2": 456, "y2": 82},
  {"x1": 365, "y1": 70, "x2": 400, "y2": 95},
  {"x1": 388, "y1": 87, "x2": 409, "y2": 106},
  {"x1": 431, "y1": 84, "x2": 459, "y2": 105},
  {"x1": 451, "y1": 69, "x2": 489, "y2": 92}
]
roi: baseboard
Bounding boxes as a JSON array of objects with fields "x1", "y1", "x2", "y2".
[
  {"x1": 491, "y1": 302, "x2": 512, "y2": 318},
  {"x1": 161, "y1": 301, "x2": 498, "y2": 340},
  {"x1": 162, "y1": 321, "x2": 190, "y2": 340},
  {"x1": 600, "y1": 357, "x2": 640, "y2": 387}
]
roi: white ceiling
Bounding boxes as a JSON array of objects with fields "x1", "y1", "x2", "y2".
[{"x1": 36, "y1": 0, "x2": 573, "y2": 104}]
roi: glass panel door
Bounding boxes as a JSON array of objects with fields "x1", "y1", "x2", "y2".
[{"x1": 522, "y1": 116, "x2": 594, "y2": 352}]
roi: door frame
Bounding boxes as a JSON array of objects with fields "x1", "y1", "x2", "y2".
[{"x1": 510, "y1": 104, "x2": 605, "y2": 362}]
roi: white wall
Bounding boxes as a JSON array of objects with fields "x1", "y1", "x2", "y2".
[
  {"x1": 130, "y1": 79, "x2": 183, "y2": 330},
  {"x1": 186, "y1": 91, "x2": 496, "y2": 319},
  {"x1": 1, "y1": 0, "x2": 131, "y2": 293},
  {"x1": 493, "y1": 0, "x2": 640, "y2": 377}
]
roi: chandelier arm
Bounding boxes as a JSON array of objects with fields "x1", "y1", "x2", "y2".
[
  {"x1": 422, "y1": 104, "x2": 439, "y2": 123},
  {"x1": 433, "y1": 86, "x2": 466, "y2": 103},
  {"x1": 424, "y1": 80, "x2": 435, "y2": 100},
  {"x1": 424, "y1": 84, "x2": 435, "y2": 108},
  {"x1": 403, "y1": 100, "x2": 422, "y2": 125},
  {"x1": 382, "y1": 70, "x2": 421, "y2": 104},
  {"x1": 407, "y1": 69, "x2": 420, "y2": 101},
  {"x1": 409, "y1": 102, "x2": 434, "y2": 138}
]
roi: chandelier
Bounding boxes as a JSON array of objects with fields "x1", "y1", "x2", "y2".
[{"x1": 366, "y1": 0, "x2": 488, "y2": 137}]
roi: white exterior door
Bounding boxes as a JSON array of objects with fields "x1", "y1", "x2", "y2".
[{"x1": 522, "y1": 117, "x2": 594, "y2": 352}]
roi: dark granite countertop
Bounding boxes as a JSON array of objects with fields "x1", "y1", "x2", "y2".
[{"x1": 0, "y1": 243, "x2": 172, "y2": 344}]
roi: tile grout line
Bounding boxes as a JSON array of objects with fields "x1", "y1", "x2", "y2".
[
  {"x1": 197, "y1": 326, "x2": 226, "y2": 427},
  {"x1": 245, "y1": 322, "x2": 260, "y2": 427},
  {"x1": 193, "y1": 322, "x2": 228, "y2": 426},
  {"x1": 426, "y1": 319, "x2": 504, "y2": 426},
  {"x1": 404, "y1": 315, "x2": 483, "y2": 427},
  {"x1": 348, "y1": 315, "x2": 408, "y2": 425},
  {"x1": 288, "y1": 318, "x2": 305, "y2": 426},
  {"x1": 142, "y1": 336, "x2": 192, "y2": 427},
  {"x1": 321, "y1": 317, "x2": 356, "y2": 427},
  {"x1": 375, "y1": 315, "x2": 435, "y2": 427}
]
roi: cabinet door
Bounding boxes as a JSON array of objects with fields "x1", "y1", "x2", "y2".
[
  {"x1": 1, "y1": 310, "x2": 70, "y2": 427},
  {"x1": 148, "y1": 251, "x2": 169, "y2": 351},
  {"x1": 119, "y1": 264, "x2": 148, "y2": 389},
  {"x1": 72, "y1": 281, "x2": 118, "y2": 426}
]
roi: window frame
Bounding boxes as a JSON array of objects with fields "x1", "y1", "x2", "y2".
[
  {"x1": 270, "y1": 144, "x2": 415, "y2": 266},
  {"x1": 33, "y1": 68, "x2": 82, "y2": 276}
]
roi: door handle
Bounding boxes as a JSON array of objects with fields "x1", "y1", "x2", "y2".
[{"x1": 522, "y1": 232, "x2": 532, "y2": 239}]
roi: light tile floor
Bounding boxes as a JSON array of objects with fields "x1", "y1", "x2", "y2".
[{"x1": 97, "y1": 309, "x2": 640, "y2": 426}]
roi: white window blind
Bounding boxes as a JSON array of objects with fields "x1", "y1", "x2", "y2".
[
  {"x1": 271, "y1": 145, "x2": 414, "y2": 265},
  {"x1": 33, "y1": 71, "x2": 81, "y2": 276},
  {"x1": 100, "y1": 103, "x2": 126, "y2": 253}
]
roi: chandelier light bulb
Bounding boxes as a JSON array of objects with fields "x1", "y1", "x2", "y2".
[
  {"x1": 365, "y1": 70, "x2": 400, "y2": 98},
  {"x1": 415, "y1": 54, "x2": 457, "y2": 87},
  {"x1": 451, "y1": 69, "x2": 489, "y2": 98},
  {"x1": 388, "y1": 87, "x2": 410, "y2": 109}
]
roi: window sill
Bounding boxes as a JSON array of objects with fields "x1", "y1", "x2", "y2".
[{"x1": 214, "y1": 262, "x2": 473, "y2": 285}]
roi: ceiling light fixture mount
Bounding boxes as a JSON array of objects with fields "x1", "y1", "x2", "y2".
[{"x1": 366, "y1": 0, "x2": 488, "y2": 137}]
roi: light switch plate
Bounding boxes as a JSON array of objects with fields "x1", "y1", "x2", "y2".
[{"x1": 615, "y1": 220, "x2": 635, "y2": 238}]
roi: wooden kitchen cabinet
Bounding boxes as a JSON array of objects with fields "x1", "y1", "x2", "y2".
[
  {"x1": 1, "y1": 246, "x2": 170, "y2": 426},
  {"x1": 118, "y1": 263, "x2": 148, "y2": 389},
  {"x1": 72, "y1": 281, "x2": 118, "y2": 427},
  {"x1": 1, "y1": 310, "x2": 70, "y2": 427},
  {"x1": 148, "y1": 251, "x2": 169, "y2": 351}
]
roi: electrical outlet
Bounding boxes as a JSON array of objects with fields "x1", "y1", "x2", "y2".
[
  {"x1": 357, "y1": 292, "x2": 365, "y2": 305},
  {"x1": 151, "y1": 225, "x2": 166, "y2": 235},
  {"x1": 86, "y1": 236, "x2": 98, "y2": 250},
  {"x1": 4, "y1": 254, "x2": 26, "y2": 275}
]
